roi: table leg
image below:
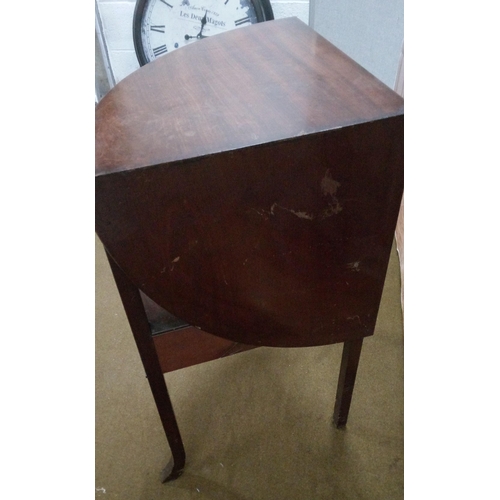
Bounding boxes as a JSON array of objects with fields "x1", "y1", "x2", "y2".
[
  {"x1": 333, "y1": 338, "x2": 364, "y2": 428},
  {"x1": 106, "y1": 252, "x2": 186, "y2": 482}
]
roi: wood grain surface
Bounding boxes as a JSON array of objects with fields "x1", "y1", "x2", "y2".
[
  {"x1": 96, "y1": 17, "x2": 403, "y2": 175},
  {"x1": 96, "y1": 18, "x2": 404, "y2": 348}
]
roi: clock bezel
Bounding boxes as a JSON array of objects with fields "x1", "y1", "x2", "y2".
[{"x1": 133, "y1": 0, "x2": 274, "y2": 67}]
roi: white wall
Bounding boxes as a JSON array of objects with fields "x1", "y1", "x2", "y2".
[
  {"x1": 96, "y1": 0, "x2": 310, "y2": 84},
  {"x1": 310, "y1": 0, "x2": 403, "y2": 88}
]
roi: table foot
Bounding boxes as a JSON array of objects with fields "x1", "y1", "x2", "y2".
[
  {"x1": 160, "y1": 458, "x2": 184, "y2": 483},
  {"x1": 333, "y1": 339, "x2": 364, "y2": 428}
]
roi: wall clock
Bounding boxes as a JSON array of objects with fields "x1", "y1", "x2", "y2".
[{"x1": 133, "y1": 0, "x2": 274, "y2": 66}]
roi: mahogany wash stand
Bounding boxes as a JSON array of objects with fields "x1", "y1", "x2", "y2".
[{"x1": 95, "y1": 18, "x2": 404, "y2": 482}]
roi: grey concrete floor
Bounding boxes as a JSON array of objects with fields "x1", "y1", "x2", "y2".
[{"x1": 96, "y1": 236, "x2": 403, "y2": 499}]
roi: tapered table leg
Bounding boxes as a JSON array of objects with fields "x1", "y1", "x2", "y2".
[
  {"x1": 106, "y1": 252, "x2": 186, "y2": 482},
  {"x1": 333, "y1": 339, "x2": 364, "y2": 428}
]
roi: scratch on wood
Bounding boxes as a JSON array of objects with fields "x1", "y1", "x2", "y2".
[
  {"x1": 321, "y1": 169, "x2": 341, "y2": 196},
  {"x1": 170, "y1": 256, "x2": 180, "y2": 271},
  {"x1": 281, "y1": 206, "x2": 314, "y2": 220},
  {"x1": 249, "y1": 169, "x2": 344, "y2": 221},
  {"x1": 251, "y1": 203, "x2": 314, "y2": 220},
  {"x1": 320, "y1": 169, "x2": 343, "y2": 215},
  {"x1": 347, "y1": 261, "x2": 361, "y2": 271},
  {"x1": 347, "y1": 315, "x2": 362, "y2": 324},
  {"x1": 320, "y1": 202, "x2": 342, "y2": 218}
]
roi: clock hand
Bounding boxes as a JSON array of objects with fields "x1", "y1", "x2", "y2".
[
  {"x1": 196, "y1": 10, "x2": 208, "y2": 38},
  {"x1": 184, "y1": 33, "x2": 209, "y2": 40},
  {"x1": 185, "y1": 10, "x2": 209, "y2": 40}
]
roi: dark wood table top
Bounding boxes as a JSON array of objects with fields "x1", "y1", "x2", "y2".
[
  {"x1": 96, "y1": 17, "x2": 403, "y2": 176},
  {"x1": 95, "y1": 18, "x2": 404, "y2": 348}
]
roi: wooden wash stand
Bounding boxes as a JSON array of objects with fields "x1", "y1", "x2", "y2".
[{"x1": 95, "y1": 17, "x2": 404, "y2": 482}]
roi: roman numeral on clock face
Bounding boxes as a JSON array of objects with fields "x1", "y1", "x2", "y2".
[
  {"x1": 150, "y1": 25, "x2": 166, "y2": 33},
  {"x1": 235, "y1": 16, "x2": 250, "y2": 26},
  {"x1": 153, "y1": 45, "x2": 168, "y2": 56}
]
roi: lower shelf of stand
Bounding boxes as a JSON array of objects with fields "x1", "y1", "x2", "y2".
[
  {"x1": 140, "y1": 290, "x2": 256, "y2": 373},
  {"x1": 153, "y1": 326, "x2": 256, "y2": 373}
]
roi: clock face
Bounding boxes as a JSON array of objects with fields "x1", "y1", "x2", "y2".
[{"x1": 133, "y1": 0, "x2": 273, "y2": 66}]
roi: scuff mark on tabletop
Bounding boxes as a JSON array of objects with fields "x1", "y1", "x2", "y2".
[
  {"x1": 251, "y1": 203, "x2": 314, "y2": 221},
  {"x1": 251, "y1": 200, "x2": 339, "y2": 221},
  {"x1": 276, "y1": 204, "x2": 315, "y2": 220},
  {"x1": 321, "y1": 169, "x2": 343, "y2": 215},
  {"x1": 170, "y1": 256, "x2": 180, "y2": 271},
  {"x1": 249, "y1": 169, "x2": 343, "y2": 221},
  {"x1": 347, "y1": 315, "x2": 362, "y2": 324},
  {"x1": 321, "y1": 169, "x2": 341, "y2": 196},
  {"x1": 347, "y1": 261, "x2": 361, "y2": 272}
]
